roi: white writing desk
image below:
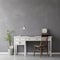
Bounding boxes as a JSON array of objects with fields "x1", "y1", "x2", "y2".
[{"x1": 14, "y1": 36, "x2": 52, "y2": 56}]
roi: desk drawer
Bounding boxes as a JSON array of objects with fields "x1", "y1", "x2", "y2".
[{"x1": 16, "y1": 40, "x2": 25, "y2": 45}]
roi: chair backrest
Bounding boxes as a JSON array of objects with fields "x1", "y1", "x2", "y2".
[
  {"x1": 41, "y1": 37, "x2": 48, "y2": 41},
  {"x1": 40, "y1": 36, "x2": 48, "y2": 46}
]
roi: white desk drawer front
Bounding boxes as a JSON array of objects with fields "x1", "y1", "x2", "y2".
[
  {"x1": 14, "y1": 37, "x2": 25, "y2": 45},
  {"x1": 16, "y1": 40, "x2": 25, "y2": 45}
]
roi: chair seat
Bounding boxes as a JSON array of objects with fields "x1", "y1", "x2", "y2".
[
  {"x1": 34, "y1": 45, "x2": 40, "y2": 47},
  {"x1": 34, "y1": 45, "x2": 48, "y2": 47}
]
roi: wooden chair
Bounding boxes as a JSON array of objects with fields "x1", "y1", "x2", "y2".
[{"x1": 33, "y1": 35, "x2": 48, "y2": 56}]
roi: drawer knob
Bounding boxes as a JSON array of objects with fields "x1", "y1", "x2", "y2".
[{"x1": 19, "y1": 42, "x2": 21, "y2": 44}]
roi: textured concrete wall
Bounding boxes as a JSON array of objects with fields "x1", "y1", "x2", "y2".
[{"x1": 0, "y1": 0, "x2": 60, "y2": 52}]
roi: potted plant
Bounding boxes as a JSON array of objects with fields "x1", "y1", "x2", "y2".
[{"x1": 5, "y1": 30, "x2": 14, "y2": 55}]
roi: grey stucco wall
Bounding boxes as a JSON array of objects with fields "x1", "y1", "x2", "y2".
[{"x1": 0, "y1": 0, "x2": 60, "y2": 52}]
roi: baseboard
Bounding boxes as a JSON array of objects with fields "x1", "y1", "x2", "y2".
[
  {"x1": 52, "y1": 52, "x2": 60, "y2": 54},
  {"x1": 18, "y1": 52, "x2": 60, "y2": 55},
  {"x1": 18, "y1": 52, "x2": 24, "y2": 54},
  {"x1": 27, "y1": 52, "x2": 47, "y2": 54},
  {"x1": 0, "y1": 52, "x2": 60, "y2": 55},
  {"x1": 0, "y1": 52, "x2": 8, "y2": 55}
]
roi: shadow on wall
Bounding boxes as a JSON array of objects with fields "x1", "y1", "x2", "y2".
[{"x1": 48, "y1": 29, "x2": 60, "y2": 52}]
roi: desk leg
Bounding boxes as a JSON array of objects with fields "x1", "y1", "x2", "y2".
[
  {"x1": 14, "y1": 45, "x2": 17, "y2": 55},
  {"x1": 24, "y1": 42, "x2": 26, "y2": 56},
  {"x1": 50, "y1": 40, "x2": 52, "y2": 56},
  {"x1": 48, "y1": 41, "x2": 50, "y2": 55}
]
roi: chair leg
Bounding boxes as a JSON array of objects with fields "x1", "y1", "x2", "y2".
[
  {"x1": 46, "y1": 47, "x2": 49, "y2": 56},
  {"x1": 34, "y1": 47, "x2": 36, "y2": 56},
  {"x1": 40, "y1": 47, "x2": 43, "y2": 56}
]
